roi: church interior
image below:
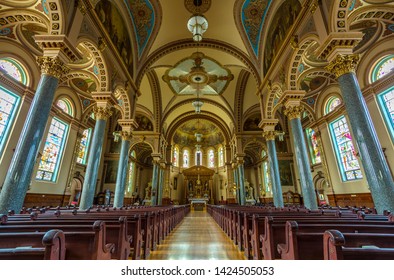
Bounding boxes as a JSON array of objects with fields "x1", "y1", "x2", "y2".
[{"x1": 0, "y1": 0, "x2": 393, "y2": 260}]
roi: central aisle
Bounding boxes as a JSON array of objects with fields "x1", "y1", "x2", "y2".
[{"x1": 148, "y1": 210, "x2": 246, "y2": 260}]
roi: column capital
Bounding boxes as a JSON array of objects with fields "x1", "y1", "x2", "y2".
[
  {"x1": 93, "y1": 106, "x2": 112, "y2": 120},
  {"x1": 325, "y1": 54, "x2": 360, "y2": 78},
  {"x1": 36, "y1": 56, "x2": 69, "y2": 79},
  {"x1": 91, "y1": 92, "x2": 117, "y2": 120},
  {"x1": 262, "y1": 131, "x2": 276, "y2": 141},
  {"x1": 284, "y1": 105, "x2": 304, "y2": 120},
  {"x1": 113, "y1": 131, "x2": 132, "y2": 142}
]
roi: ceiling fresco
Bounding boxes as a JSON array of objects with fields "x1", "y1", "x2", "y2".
[{"x1": 173, "y1": 119, "x2": 224, "y2": 148}]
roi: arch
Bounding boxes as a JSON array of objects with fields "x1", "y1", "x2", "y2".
[
  {"x1": 265, "y1": 83, "x2": 283, "y2": 119},
  {"x1": 75, "y1": 39, "x2": 110, "y2": 92},
  {"x1": 55, "y1": 96, "x2": 74, "y2": 117},
  {"x1": 165, "y1": 112, "x2": 232, "y2": 147},
  {"x1": 370, "y1": 54, "x2": 394, "y2": 83},
  {"x1": 136, "y1": 38, "x2": 261, "y2": 88},
  {"x1": 0, "y1": 57, "x2": 28, "y2": 85}
]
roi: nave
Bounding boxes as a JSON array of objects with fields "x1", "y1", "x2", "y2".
[{"x1": 148, "y1": 211, "x2": 245, "y2": 260}]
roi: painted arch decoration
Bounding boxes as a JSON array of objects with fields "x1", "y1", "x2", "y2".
[
  {"x1": 241, "y1": 0, "x2": 272, "y2": 58},
  {"x1": 124, "y1": 0, "x2": 155, "y2": 59}
]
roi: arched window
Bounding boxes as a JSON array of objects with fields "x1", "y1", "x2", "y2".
[
  {"x1": 218, "y1": 146, "x2": 224, "y2": 167},
  {"x1": 324, "y1": 96, "x2": 342, "y2": 115},
  {"x1": 208, "y1": 149, "x2": 215, "y2": 168},
  {"x1": 305, "y1": 128, "x2": 322, "y2": 164},
  {"x1": 329, "y1": 116, "x2": 363, "y2": 181},
  {"x1": 36, "y1": 118, "x2": 69, "y2": 182},
  {"x1": 127, "y1": 151, "x2": 136, "y2": 194},
  {"x1": 0, "y1": 58, "x2": 27, "y2": 85},
  {"x1": 195, "y1": 150, "x2": 202, "y2": 166},
  {"x1": 56, "y1": 98, "x2": 74, "y2": 117},
  {"x1": 76, "y1": 128, "x2": 92, "y2": 164},
  {"x1": 377, "y1": 86, "x2": 394, "y2": 142},
  {"x1": 173, "y1": 146, "x2": 179, "y2": 167},
  {"x1": 183, "y1": 149, "x2": 189, "y2": 168},
  {"x1": 371, "y1": 55, "x2": 394, "y2": 83},
  {"x1": 0, "y1": 86, "x2": 21, "y2": 156}
]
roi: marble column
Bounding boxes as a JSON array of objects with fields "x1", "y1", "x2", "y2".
[
  {"x1": 263, "y1": 131, "x2": 284, "y2": 208},
  {"x1": 284, "y1": 104, "x2": 318, "y2": 210},
  {"x1": 113, "y1": 132, "x2": 131, "y2": 208},
  {"x1": 326, "y1": 54, "x2": 394, "y2": 213},
  {"x1": 232, "y1": 165, "x2": 239, "y2": 203},
  {"x1": 79, "y1": 106, "x2": 113, "y2": 210},
  {"x1": 237, "y1": 162, "x2": 246, "y2": 206},
  {"x1": 157, "y1": 165, "x2": 165, "y2": 205},
  {"x1": 0, "y1": 57, "x2": 69, "y2": 214},
  {"x1": 150, "y1": 158, "x2": 160, "y2": 206}
]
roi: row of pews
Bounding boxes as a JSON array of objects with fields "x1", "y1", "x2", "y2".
[
  {"x1": 0, "y1": 204, "x2": 190, "y2": 260},
  {"x1": 207, "y1": 205, "x2": 394, "y2": 260}
]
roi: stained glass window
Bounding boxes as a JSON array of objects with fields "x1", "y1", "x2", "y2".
[
  {"x1": 183, "y1": 149, "x2": 189, "y2": 168},
  {"x1": 208, "y1": 149, "x2": 215, "y2": 168},
  {"x1": 306, "y1": 128, "x2": 322, "y2": 164},
  {"x1": 76, "y1": 128, "x2": 91, "y2": 164},
  {"x1": 0, "y1": 86, "x2": 20, "y2": 155},
  {"x1": 372, "y1": 55, "x2": 394, "y2": 82},
  {"x1": 325, "y1": 96, "x2": 342, "y2": 115},
  {"x1": 0, "y1": 58, "x2": 27, "y2": 85},
  {"x1": 218, "y1": 146, "x2": 224, "y2": 167},
  {"x1": 195, "y1": 150, "x2": 202, "y2": 166},
  {"x1": 36, "y1": 118, "x2": 69, "y2": 182},
  {"x1": 173, "y1": 147, "x2": 179, "y2": 167},
  {"x1": 377, "y1": 87, "x2": 394, "y2": 142},
  {"x1": 329, "y1": 116, "x2": 363, "y2": 181},
  {"x1": 56, "y1": 98, "x2": 74, "y2": 116}
]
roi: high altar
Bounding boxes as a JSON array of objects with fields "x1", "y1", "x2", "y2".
[{"x1": 183, "y1": 165, "x2": 215, "y2": 210}]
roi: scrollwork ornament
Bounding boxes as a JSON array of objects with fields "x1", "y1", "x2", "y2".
[
  {"x1": 36, "y1": 56, "x2": 69, "y2": 79},
  {"x1": 93, "y1": 106, "x2": 112, "y2": 120},
  {"x1": 284, "y1": 105, "x2": 304, "y2": 120},
  {"x1": 325, "y1": 54, "x2": 360, "y2": 78}
]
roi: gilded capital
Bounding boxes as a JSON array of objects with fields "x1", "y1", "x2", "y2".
[
  {"x1": 93, "y1": 106, "x2": 112, "y2": 120},
  {"x1": 36, "y1": 56, "x2": 69, "y2": 79},
  {"x1": 121, "y1": 131, "x2": 132, "y2": 141},
  {"x1": 325, "y1": 54, "x2": 359, "y2": 78},
  {"x1": 262, "y1": 131, "x2": 276, "y2": 141},
  {"x1": 284, "y1": 105, "x2": 304, "y2": 120}
]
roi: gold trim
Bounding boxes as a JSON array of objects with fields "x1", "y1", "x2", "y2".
[
  {"x1": 93, "y1": 106, "x2": 112, "y2": 120},
  {"x1": 325, "y1": 54, "x2": 359, "y2": 78},
  {"x1": 262, "y1": 131, "x2": 276, "y2": 141},
  {"x1": 284, "y1": 105, "x2": 304, "y2": 120},
  {"x1": 36, "y1": 56, "x2": 69, "y2": 79}
]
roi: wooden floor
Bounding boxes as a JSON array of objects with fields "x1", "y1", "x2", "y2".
[{"x1": 148, "y1": 210, "x2": 246, "y2": 260}]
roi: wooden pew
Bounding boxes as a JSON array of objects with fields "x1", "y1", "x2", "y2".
[
  {"x1": 261, "y1": 215, "x2": 393, "y2": 260},
  {"x1": 277, "y1": 220, "x2": 394, "y2": 260},
  {"x1": 0, "y1": 229, "x2": 65, "y2": 260},
  {"x1": 323, "y1": 229, "x2": 394, "y2": 260},
  {"x1": 0, "y1": 220, "x2": 115, "y2": 260}
]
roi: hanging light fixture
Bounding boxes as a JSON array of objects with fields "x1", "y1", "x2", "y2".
[
  {"x1": 192, "y1": 99, "x2": 204, "y2": 113},
  {"x1": 187, "y1": 14, "x2": 208, "y2": 42}
]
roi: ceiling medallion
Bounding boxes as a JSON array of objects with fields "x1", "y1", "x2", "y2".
[
  {"x1": 162, "y1": 52, "x2": 234, "y2": 96},
  {"x1": 184, "y1": 0, "x2": 211, "y2": 14}
]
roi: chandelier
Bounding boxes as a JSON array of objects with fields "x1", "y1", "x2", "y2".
[
  {"x1": 187, "y1": 14, "x2": 208, "y2": 42},
  {"x1": 192, "y1": 100, "x2": 204, "y2": 113}
]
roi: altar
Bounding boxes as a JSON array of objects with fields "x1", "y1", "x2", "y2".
[{"x1": 189, "y1": 198, "x2": 209, "y2": 211}]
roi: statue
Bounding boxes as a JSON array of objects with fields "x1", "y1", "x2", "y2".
[{"x1": 145, "y1": 182, "x2": 152, "y2": 200}]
